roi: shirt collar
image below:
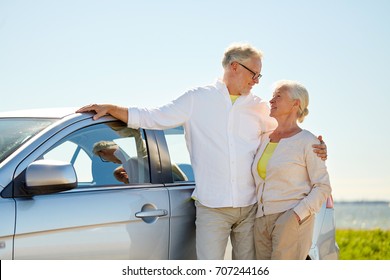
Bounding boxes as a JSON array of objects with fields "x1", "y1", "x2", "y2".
[
  {"x1": 215, "y1": 79, "x2": 230, "y2": 97},
  {"x1": 113, "y1": 148, "x2": 130, "y2": 164},
  {"x1": 215, "y1": 79, "x2": 253, "y2": 100}
]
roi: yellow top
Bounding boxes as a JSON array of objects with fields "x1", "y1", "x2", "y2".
[
  {"x1": 257, "y1": 142, "x2": 278, "y2": 180},
  {"x1": 230, "y1": 94, "x2": 240, "y2": 104}
]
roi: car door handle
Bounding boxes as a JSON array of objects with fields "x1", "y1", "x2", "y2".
[{"x1": 135, "y1": 209, "x2": 168, "y2": 218}]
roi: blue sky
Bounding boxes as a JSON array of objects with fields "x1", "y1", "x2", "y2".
[{"x1": 1, "y1": 0, "x2": 389, "y2": 201}]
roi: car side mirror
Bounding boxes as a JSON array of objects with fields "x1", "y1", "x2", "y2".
[{"x1": 24, "y1": 159, "x2": 77, "y2": 196}]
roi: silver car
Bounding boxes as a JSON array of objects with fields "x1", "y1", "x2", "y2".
[{"x1": 0, "y1": 108, "x2": 338, "y2": 260}]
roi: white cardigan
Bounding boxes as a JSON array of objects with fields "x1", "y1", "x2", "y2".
[{"x1": 251, "y1": 130, "x2": 332, "y2": 220}]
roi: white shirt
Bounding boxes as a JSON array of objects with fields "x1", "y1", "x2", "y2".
[
  {"x1": 113, "y1": 148, "x2": 131, "y2": 173},
  {"x1": 127, "y1": 80, "x2": 276, "y2": 208}
]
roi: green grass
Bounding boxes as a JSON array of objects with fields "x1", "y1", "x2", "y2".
[{"x1": 336, "y1": 229, "x2": 390, "y2": 260}]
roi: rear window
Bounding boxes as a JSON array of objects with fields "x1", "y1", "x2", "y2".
[{"x1": 0, "y1": 118, "x2": 56, "y2": 163}]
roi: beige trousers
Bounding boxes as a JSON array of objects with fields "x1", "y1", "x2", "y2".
[
  {"x1": 195, "y1": 201, "x2": 257, "y2": 260},
  {"x1": 254, "y1": 209, "x2": 315, "y2": 260}
]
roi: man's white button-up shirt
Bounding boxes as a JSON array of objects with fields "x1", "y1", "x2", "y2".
[{"x1": 127, "y1": 80, "x2": 276, "y2": 208}]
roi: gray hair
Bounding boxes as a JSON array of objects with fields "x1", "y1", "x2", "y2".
[
  {"x1": 92, "y1": 141, "x2": 118, "y2": 155},
  {"x1": 222, "y1": 43, "x2": 263, "y2": 68},
  {"x1": 273, "y1": 80, "x2": 309, "y2": 123}
]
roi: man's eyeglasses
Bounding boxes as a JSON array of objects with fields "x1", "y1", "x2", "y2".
[
  {"x1": 99, "y1": 155, "x2": 109, "y2": 162},
  {"x1": 237, "y1": 62, "x2": 262, "y2": 80}
]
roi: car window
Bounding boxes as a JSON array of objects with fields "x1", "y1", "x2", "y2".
[
  {"x1": 0, "y1": 118, "x2": 56, "y2": 163},
  {"x1": 42, "y1": 121, "x2": 150, "y2": 187},
  {"x1": 164, "y1": 126, "x2": 194, "y2": 182}
]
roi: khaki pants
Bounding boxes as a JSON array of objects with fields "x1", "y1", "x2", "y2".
[
  {"x1": 254, "y1": 209, "x2": 315, "y2": 260},
  {"x1": 195, "y1": 201, "x2": 256, "y2": 260}
]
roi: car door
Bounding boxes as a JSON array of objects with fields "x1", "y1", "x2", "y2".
[
  {"x1": 0, "y1": 197, "x2": 15, "y2": 259},
  {"x1": 155, "y1": 126, "x2": 197, "y2": 260},
  {"x1": 11, "y1": 119, "x2": 171, "y2": 259}
]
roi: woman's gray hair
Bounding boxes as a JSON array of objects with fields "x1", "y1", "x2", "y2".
[
  {"x1": 273, "y1": 80, "x2": 309, "y2": 123},
  {"x1": 92, "y1": 140, "x2": 118, "y2": 155},
  {"x1": 222, "y1": 43, "x2": 263, "y2": 68}
]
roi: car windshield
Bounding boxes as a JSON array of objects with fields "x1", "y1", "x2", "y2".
[{"x1": 0, "y1": 118, "x2": 56, "y2": 163}]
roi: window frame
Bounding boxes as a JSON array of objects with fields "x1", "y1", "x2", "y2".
[{"x1": 2, "y1": 117, "x2": 168, "y2": 198}]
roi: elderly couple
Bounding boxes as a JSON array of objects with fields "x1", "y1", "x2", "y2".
[{"x1": 76, "y1": 43, "x2": 331, "y2": 260}]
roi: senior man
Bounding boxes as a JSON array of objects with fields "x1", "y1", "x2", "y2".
[{"x1": 77, "y1": 43, "x2": 327, "y2": 259}]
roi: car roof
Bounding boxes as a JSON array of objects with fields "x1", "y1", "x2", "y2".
[{"x1": 0, "y1": 107, "x2": 80, "y2": 119}]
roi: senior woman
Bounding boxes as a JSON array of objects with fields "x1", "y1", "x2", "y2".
[{"x1": 251, "y1": 80, "x2": 332, "y2": 260}]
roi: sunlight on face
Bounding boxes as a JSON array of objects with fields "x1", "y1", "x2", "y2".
[
  {"x1": 269, "y1": 87, "x2": 296, "y2": 119},
  {"x1": 237, "y1": 58, "x2": 262, "y2": 95}
]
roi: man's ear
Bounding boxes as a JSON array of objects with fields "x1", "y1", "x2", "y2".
[{"x1": 231, "y1": 62, "x2": 238, "y2": 71}]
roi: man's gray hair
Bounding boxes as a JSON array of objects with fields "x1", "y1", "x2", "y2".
[
  {"x1": 222, "y1": 43, "x2": 263, "y2": 68},
  {"x1": 92, "y1": 140, "x2": 118, "y2": 155}
]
